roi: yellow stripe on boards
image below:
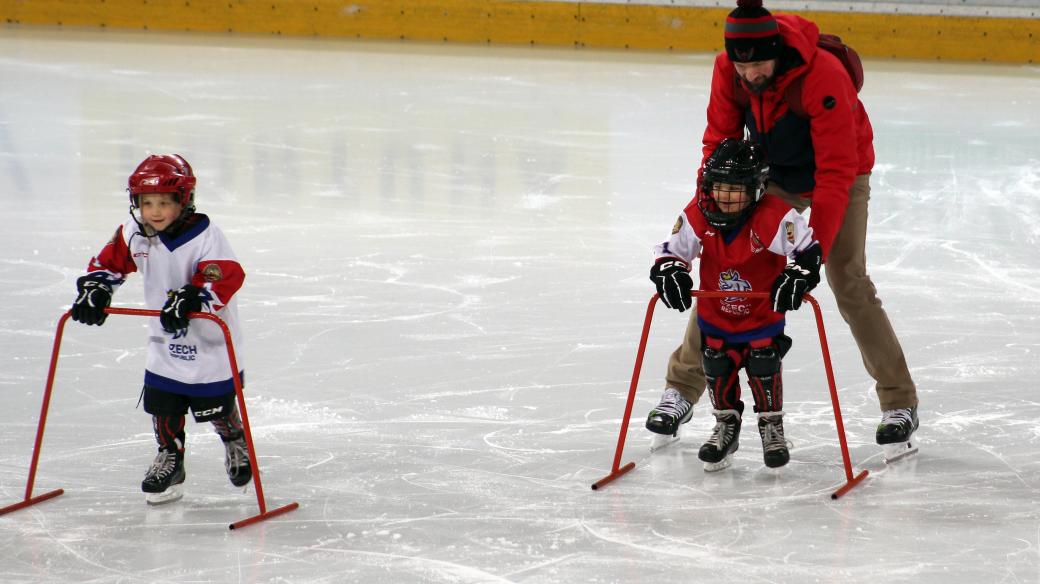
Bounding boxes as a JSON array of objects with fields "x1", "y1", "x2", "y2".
[{"x1": 1, "y1": 0, "x2": 1036, "y2": 63}]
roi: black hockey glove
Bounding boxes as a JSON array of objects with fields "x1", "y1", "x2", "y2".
[
  {"x1": 771, "y1": 244, "x2": 822, "y2": 313},
  {"x1": 71, "y1": 276, "x2": 113, "y2": 326},
  {"x1": 650, "y1": 257, "x2": 694, "y2": 312},
  {"x1": 160, "y1": 284, "x2": 205, "y2": 333}
]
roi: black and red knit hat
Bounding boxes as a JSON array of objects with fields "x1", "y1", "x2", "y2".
[{"x1": 724, "y1": 0, "x2": 782, "y2": 63}]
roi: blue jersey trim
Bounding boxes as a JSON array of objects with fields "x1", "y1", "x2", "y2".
[
  {"x1": 697, "y1": 316, "x2": 785, "y2": 344},
  {"x1": 158, "y1": 214, "x2": 210, "y2": 252},
  {"x1": 143, "y1": 369, "x2": 244, "y2": 397},
  {"x1": 722, "y1": 216, "x2": 749, "y2": 244}
]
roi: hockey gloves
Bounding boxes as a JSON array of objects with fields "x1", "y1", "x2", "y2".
[
  {"x1": 650, "y1": 257, "x2": 694, "y2": 312},
  {"x1": 161, "y1": 284, "x2": 205, "y2": 333},
  {"x1": 771, "y1": 244, "x2": 822, "y2": 313},
  {"x1": 71, "y1": 276, "x2": 113, "y2": 326}
]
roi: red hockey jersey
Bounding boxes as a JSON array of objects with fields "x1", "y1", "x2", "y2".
[{"x1": 654, "y1": 195, "x2": 816, "y2": 343}]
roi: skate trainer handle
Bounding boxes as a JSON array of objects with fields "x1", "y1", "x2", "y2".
[
  {"x1": 590, "y1": 292, "x2": 868, "y2": 499},
  {"x1": 0, "y1": 307, "x2": 299, "y2": 530}
]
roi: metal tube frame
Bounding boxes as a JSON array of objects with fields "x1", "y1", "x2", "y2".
[
  {"x1": 590, "y1": 292, "x2": 869, "y2": 499},
  {"x1": 0, "y1": 307, "x2": 299, "y2": 529}
]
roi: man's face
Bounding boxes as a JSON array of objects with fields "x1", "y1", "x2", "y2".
[{"x1": 733, "y1": 59, "x2": 777, "y2": 94}]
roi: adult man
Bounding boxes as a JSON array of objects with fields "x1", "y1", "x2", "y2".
[{"x1": 645, "y1": 0, "x2": 919, "y2": 455}]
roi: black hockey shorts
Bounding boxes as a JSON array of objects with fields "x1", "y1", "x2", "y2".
[{"x1": 142, "y1": 385, "x2": 238, "y2": 423}]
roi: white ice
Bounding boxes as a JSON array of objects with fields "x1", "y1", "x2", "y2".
[{"x1": 1, "y1": 28, "x2": 1039, "y2": 583}]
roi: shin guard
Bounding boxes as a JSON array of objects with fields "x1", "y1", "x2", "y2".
[
  {"x1": 702, "y1": 337, "x2": 744, "y2": 411},
  {"x1": 152, "y1": 414, "x2": 186, "y2": 454}
]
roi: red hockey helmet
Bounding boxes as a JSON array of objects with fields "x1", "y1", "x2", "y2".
[{"x1": 127, "y1": 154, "x2": 196, "y2": 209}]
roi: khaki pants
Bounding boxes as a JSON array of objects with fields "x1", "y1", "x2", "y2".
[{"x1": 665, "y1": 174, "x2": 918, "y2": 411}]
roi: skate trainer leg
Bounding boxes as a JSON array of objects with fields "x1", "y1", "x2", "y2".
[
  {"x1": 591, "y1": 292, "x2": 868, "y2": 499},
  {"x1": 0, "y1": 308, "x2": 299, "y2": 529}
]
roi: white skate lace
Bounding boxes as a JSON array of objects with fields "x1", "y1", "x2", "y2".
[
  {"x1": 880, "y1": 408, "x2": 913, "y2": 429},
  {"x1": 225, "y1": 436, "x2": 249, "y2": 473},
  {"x1": 759, "y1": 414, "x2": 786, "y2": 452},
  {"x1": 652, "y1": 388, "x2": 691, "y2": 420},
  {"x1": 705, "y1": 409, "x2": 740, "y2": 449},
  {"x1": 147, "y1": 450, "x2": 177, "y2": 480}
]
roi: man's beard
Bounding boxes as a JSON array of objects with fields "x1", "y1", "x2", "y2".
[{"x1": 744, "y1": 76, "x2": 773, "y2": 94}]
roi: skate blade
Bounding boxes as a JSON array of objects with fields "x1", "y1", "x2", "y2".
[
  {"x1": 882, "y1": 437, "x2": 919, "y2": 464},
  {"x1": 145, "y1": 484, "x2": 184, "y2": 506},
  {"x1": 649, "y1": 430, "x2": 681, "y2": 453},
  {"x1": 703, "y1": 455, "x2": 734, "y2": 473}
]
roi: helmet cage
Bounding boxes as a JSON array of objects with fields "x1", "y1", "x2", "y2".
[{"x1": 697, "y1": 139, "x2": 768, "y2": 230}]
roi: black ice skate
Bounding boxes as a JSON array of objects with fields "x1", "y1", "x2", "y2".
[
  {"x1": 698, "y1": 408, "x2": 742, "y2": 472},
  {"x1": 142, "y1": 449, "x2": 185, "y2": 505},
  {"x1": 876, "y1": 406, "x2": 919, "y2": 463},
  {"x1": 757, "y1": 412, "x2": 790, "y2": 468},
  {"x1": 646, "y1": 388, "x2": 694, "y2": 452},
  {"x1": 222, "y1": 431, "x2": 252, "y2": 488}
]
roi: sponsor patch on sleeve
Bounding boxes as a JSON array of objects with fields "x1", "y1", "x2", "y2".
[
  {"x1": 784, "y1": 221, "x2": 795, "y2": 244},
  {"x1": 672, "y1": 216, "x2": 684, "y2": 235}
]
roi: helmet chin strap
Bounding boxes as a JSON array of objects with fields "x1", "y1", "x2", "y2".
[{"x1": 129, "y1": 204, "x2": 157, "y2": 238}]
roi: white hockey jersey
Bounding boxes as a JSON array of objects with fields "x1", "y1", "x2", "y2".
[{"x1": 83, "y1": 214, "x2": 245, "y2": 397}]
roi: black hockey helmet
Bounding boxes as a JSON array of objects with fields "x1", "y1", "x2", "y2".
[{"x1": 697, "y1": 138, "x2": 769, "y2": 230}]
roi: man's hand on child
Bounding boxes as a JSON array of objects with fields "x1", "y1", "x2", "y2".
[
  {"x1": 161, "y1": 285, "x2": 204, "y2": 333},
  {"x1": 650, "y1": 257, "x2": 694, "y2": 312},
  {"x1": 771, "y1": 244, "x2": 822, "y2": 312},
  {"x1": 71, "y1": 276, "x2": 113, "y2": 326}
]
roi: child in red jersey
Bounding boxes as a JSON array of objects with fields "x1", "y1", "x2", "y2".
[{"x1": 646, "y1": 139, "x2": 822, "y2": 470}]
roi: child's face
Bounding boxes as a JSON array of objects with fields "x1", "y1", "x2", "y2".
[
  {"x1": 138, "y1": 193, "x2": 184, "y2": 232},
  {"x1": 712, "y1": 182, "x2": 751, "y2": 214}
]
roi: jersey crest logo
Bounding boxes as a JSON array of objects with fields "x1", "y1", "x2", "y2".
[
  {"x1": 672, "y1": 216, "x2": 684, "y2": 235},
  {"x1": 750, "y1": 230, "x2": 764, "y2": 254},
  {"x1": 718, "y1": 269, "x2": 752, "y2": 316},
  {"x1": 785, "y1": 221, "x2": 796, "y2": 244},
  {"x1": 203, "y1": 263, "x2": 223, "y2": 282}
]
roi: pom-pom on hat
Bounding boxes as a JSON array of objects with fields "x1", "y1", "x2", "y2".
[{"x1": 724, "y1": 0, "x2": 782, "y2": 63}]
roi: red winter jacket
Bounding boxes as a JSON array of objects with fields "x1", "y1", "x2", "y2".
[{"x1": 701, "y1": 14, "x2": 874, "y2": 258}]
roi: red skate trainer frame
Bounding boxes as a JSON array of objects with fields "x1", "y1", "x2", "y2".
[
  {"x1": 590, "y1": 292, "x2": 868, "y2": 499},
  {"x1": 0, "y1": 307, "x2": 299, "y2": 529}
]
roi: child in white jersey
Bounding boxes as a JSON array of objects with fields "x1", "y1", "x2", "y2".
[{"x1": 70, "y1": 154, "x2": 251, "y2": 504}]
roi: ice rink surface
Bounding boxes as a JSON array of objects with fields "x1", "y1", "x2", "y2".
[{"x1": 1, "y1": 26, "x2": 1039, "y2": 583}]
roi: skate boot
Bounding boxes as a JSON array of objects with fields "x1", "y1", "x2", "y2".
[
  {"x1": 646, "y1": 388, "x2": 694, "y2": 452},
  {"x1": 876, "y1": 406, "x2": 919, "y2": 463},
  {"x1": 222, "y1": 431, "x2": 252, "y2": 488},
  {"x1": 142, "y1": 448, "x2": 185, "y2": 505},
  {"x1": 757, "y1": 412, "x2": 789, "y2": 468},
  {"x1": 698, "y1": 408, "x2": 742, "y2": 472}
]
